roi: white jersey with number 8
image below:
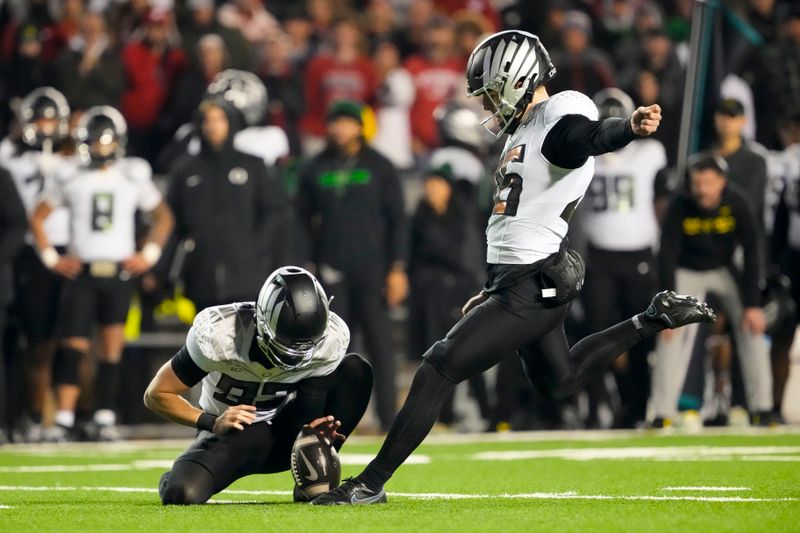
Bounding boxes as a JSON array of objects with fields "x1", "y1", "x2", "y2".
[{"x1": 44, "y1": 157, "x2": 162, "y2": 262}]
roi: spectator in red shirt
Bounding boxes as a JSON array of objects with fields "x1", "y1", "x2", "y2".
[
  {"x1": 300, "y1": 15, "x2": 377, "y2": 155},
  {"x1": 403, "y1": 16, "x2": 462, "y2": 154},
  {"x1": 434, "y1": 0, "x2": 500, "y2": 33},
  {"x1": 121, "y1": 8, "x2": 188, "y2": 162}
]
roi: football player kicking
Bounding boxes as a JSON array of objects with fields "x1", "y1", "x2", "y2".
[
  {"x1": 313, "y1": 30, "x2": 716, "y2": 505},
  {"x1": 144, "y1": 266, "x2": 373, "y2": 505}
]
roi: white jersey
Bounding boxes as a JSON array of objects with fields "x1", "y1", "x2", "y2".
[
  {"x1": 183, "y1": 124, "x2": 290, "y2": 166},
  {"x1": 430, "y1": 146, "x2": 486, "y2": 184},
  {"x1": 44, "y1": 157, "x2": 162, "y2": 261},
  {"x1": 486, "y1": 90, "x2": 598, "y2": 264},
  {"x1": 582, "y1": 139, "x2": 666, "y2": 251},
  {"x1": 185, "y1": 303, "x2": 350, "y2": 423},
  {"x1": 0, "y1": 137, "x2": 73, "y2": 246}
]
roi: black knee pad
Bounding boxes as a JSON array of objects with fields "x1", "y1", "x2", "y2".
[
  {"x1": 422, "y1": 340, "x2": 463, "y2": 383},
  {"x1": 159, "y1": 464, "x2": 213, "y2": 505},
  {"x1": 52, "y1": 346, "x2": 83, "y2": 386},
  {"x1": 338, "y1": 353, "x2": 373, "y2": 387}
]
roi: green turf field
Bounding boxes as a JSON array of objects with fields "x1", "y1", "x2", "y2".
[{"x1": 1, "y1": 428, "x2": 799, "y2": 532}]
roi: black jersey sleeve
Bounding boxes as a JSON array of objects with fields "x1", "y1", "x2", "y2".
[
  {"x1": 542, "y1": 115, "x2": 637, "y2": 169},
  {"x1": 170, "y1": 345, "x2": 208, "y2": 387}
]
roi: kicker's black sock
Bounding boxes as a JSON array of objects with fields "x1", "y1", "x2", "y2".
[
  {"x1": 549, "y1": 316, "x2": 660, "y2": 400},
  {"x1": 358, "y1": 361, "x2": 456, "y2": 490}
]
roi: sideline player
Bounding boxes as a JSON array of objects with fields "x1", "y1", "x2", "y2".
[
  {"x1": 578, "y1": 88, "x2": 668, "y2": 427},
  {"x1": 1, "y1": 87, "x2": 75, "y2": 441},
  {"x1": 144, "y1": 266, "x2": 373, "y2": 504},
  {"x1": 313, "y1": 29, "x2": 715, "y2": 505},
  {"x1": 30, "y1": 106, "x2": 174, "y2": 440}
]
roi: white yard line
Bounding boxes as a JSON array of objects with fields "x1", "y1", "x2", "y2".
[
  {"x1": 662, "y1": 487, "x2": 751, "y2": 491},
  {"x1": 472, "y1": 446, "x2": 800, "y2": 461},
  {"x1": 3, "y1": 426, "x2": 799, "y2": 454},
  {"x1": 0, "y1": 454, "x2": 430, "y2": 473},
  {"x1": 0, "y1": 485, "x2": 796, "y2": 503}
]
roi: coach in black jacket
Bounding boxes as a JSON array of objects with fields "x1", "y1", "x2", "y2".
[
  {"x1": 297, "y1": 100, "x2": 407, "y2": 431},
  {"x1": 167, "y1": 98, "x2": 288, "y2": 310}
]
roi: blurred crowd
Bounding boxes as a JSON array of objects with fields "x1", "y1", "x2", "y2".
[{"x1": 0, "y1": 0, "x2": 799, "y2": 442}]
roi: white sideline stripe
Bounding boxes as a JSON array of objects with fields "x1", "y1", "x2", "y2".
[
  {"x1": 739, "y1": 455, "x2": 800, "y2": 462},
  {"x1": 0, "y1": 505, "x2": 12, "y2": 509},
  {"x1": 4, "y1": 426, "x2": 800, "y2": 454},
  {"x1": 662, "y1": 487, "x2": 751, "y2": 492},
  {"x1": 472, "y1": 446, "x2": 800, "y2": 461},
  {"x1": 339, "y1": 454, "x2": 430, "y2": 465},
  {"x1": 0, "y1": 454, "x2": 431, "y2": 473},
  {"x1": 0, "y1": 486, "x2": 796, "y2": 503}
]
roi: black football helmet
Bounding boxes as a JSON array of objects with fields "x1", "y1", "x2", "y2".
[
  {"x1": 75, "y1": 105, "x2": 128, "y2": 167},
  {"x1": 206, "y1": 69, "x2": 268, "y2": 127},
  {"x1": 593, "y1": 88, "x2": 636, "y2": 120},
  {"x1": 256, "y1": 266, "x2": 330, "y2": 371},
  {"x1": 18, "y1": 86, "x2": 70, "y2": 148}
]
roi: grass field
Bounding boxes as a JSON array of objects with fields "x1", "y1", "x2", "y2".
[{"x1": 1, "y1": 428, "x2": 799, "y2": 532}]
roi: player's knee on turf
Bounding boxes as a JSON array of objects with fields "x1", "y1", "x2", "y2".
[
  {"x1": 159, "y1": 466, "x2": 213, "y2": 505},
  {"x1": 160, "y1": 479, "x2": 210, "y2": 505}
]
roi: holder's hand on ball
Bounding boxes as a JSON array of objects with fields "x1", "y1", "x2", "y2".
[{"x1": 307, "y1": 415, "x2": 344, "y2": 445}]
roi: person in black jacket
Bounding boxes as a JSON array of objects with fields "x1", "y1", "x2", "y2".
[
  {"x1": 408, "y1": 165, "x2": 488, "y2": 429},
  {"x1": 650, "y1": 154, "x2": 773, "y2": 425},
  {"x1": 167, "y1": 97, "x2": 288, "y2": 310},
  {"x1": 0, "y1": 167, "x2": 28, "y2": 442},
  {"x1": 296, "y1": 100, "x2": 407, "y2": 432}
]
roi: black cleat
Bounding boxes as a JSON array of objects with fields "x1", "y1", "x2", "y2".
[
  {"x1": 645, "y1": 290, "x2": 716, "y2": 329},
  {"x1": 310, "y1": 477, "x2": 387, "y2": 505}
]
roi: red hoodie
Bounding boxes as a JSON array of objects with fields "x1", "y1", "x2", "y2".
[
  {"x1": 121, "y1": 39, "x2": 187, "y2": 130},
  {"x1": 300, "y1": 53, "x2": 377, "y2": 137},
  {"x1": 404, "y1": 54, "x2": 463, "y2": 149}
]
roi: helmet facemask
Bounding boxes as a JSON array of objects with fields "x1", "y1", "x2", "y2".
[
  {"x1": 469, "y1": 74, "x2": 524, "y2": 138},
  {"x1": 255, "y1": 320, "x2": 323, "y2": 371}
]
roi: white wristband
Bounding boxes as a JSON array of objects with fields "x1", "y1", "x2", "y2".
[
  {"x1": 40, "y1": 247, "x2": 60, "y2": 269},
  {"x1": 141, "y1": 242, "x2": 162, "y2": 266}
]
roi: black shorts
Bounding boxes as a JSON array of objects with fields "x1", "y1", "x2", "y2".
[
  {"x1": 57, "y1": 270, "x2": 134, "y2": 338},
  {"x1": 171, "y1": 353, "x2": 373, "y2": 495},
  {"x1": 12, "y1": 245, "x2": 65, "y2": 341}
]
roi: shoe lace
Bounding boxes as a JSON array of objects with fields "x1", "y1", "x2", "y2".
[{"x1": 327, "y1": 477, "x2": 358, "y2": 497}]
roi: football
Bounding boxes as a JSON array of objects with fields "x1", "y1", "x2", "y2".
[{"x1": 290, "y1": 425, "x2": 341, "y2": 501}]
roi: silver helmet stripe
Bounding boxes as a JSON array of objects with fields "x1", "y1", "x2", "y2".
[
  {"x1": 489, "y1": 39, "x2": 507, "y2": 84},
  {"x1": 516, "y1": 47, "x2": 540, "y2": 86}
]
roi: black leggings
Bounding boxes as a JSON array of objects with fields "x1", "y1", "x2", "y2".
[
  {"x1": 362, "y1": 275, "x2": 657, "y2": 485},
  {"x1": 160, "y1": 353, "x2": 373, "y2": 504}
]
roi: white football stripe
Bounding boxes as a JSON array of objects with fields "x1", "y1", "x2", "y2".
[
  {"x1": 662, "y1": 487, "x2": 751, "y2": 491},
  {"x1": 472, "y1": 446, "x2": 800, "y2": 461},
  {"x1": 339, "y1": 454, "x2": 430, "y2": 465},
  {"x1": 0, "y1": 486, "x2": 796, "y2": 503}
]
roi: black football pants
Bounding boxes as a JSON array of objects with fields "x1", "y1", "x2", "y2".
[
  {"x1": 361, "y1": 274, "x2": 658, "y2": 485},
  {"x1": 160, "y1": 353, "x2": 373, "y2": 504}
]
